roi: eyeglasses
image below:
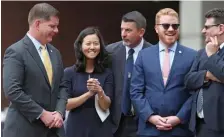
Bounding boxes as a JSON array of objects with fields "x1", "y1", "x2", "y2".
[
  {"x1": 157, "y1": 23, "x2": 180, "y2": 30},
  {"x1": 204, "y1": 24, "x2": 220, "y2": 30}
]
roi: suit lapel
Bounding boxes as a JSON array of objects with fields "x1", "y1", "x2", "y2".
[
  {"x1": 23, "y1": 35, "x2": 51, "y2": 88},
  {"x1": 117, "y1": 43, "x2": 126, "y2": 78},
  {"x1": 218, "y1": 47, "x2": 224, "y2": 57},
  {"x1": 154, "y1": 44, "x2": 165, "y2": 86},
  {"x1": 166, "y1": 44, "x2": 183, "y2": 86}
]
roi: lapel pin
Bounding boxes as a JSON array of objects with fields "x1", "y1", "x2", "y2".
[{"x1": 179, "y1": 50, "x2": 182, "y2": 54}]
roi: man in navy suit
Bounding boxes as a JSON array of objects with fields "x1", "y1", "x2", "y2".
[
  {"x1": 106, "y1": 11, "x2": 152, "y2": 137},
  {"x1": 185, "y1": 8, "x2": 224, "y2": 137},
  {"x1": 130, "y1": 8, "x2": 196, "y2": 137}
]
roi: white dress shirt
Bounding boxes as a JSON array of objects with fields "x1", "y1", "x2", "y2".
[{"x1": 125, "y1": 38, "x2": 144, "y2": 64}]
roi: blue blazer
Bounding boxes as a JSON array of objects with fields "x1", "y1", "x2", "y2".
[{"x1": 130, "y1": 43, "x2": 196, "y2": 136}]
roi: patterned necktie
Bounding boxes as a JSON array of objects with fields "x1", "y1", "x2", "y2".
[
  {"x1": 122, "y1": 48, "x2": 135, "y2": 115},
  {"x1": 162, "y1": 48, "x2": 170, "y2": 85},
  {"x1": 41, "y1": 45, "x2": 53, "y2": 86},
  {"x1": 197, "y1": 88, "x2": 203, "y2": 113}
]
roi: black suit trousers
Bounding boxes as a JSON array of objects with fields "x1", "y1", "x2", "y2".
[
  {"x1": 196, "y1": 118, "x2": 224, "y2": 137},
  {"x1": 114, "y1": 114, "x2": 138, "y2": 137}
]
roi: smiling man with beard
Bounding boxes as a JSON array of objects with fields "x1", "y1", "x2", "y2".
[{"x1": 130, "y1": 8, "x2": 196, "y2": 137}]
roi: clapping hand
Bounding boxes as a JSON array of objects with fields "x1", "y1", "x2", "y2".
[{"x1": 87, "y1": 78, "x2": 103, "y2": 94}]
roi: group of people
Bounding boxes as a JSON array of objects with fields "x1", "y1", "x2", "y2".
[{"x1": 2, "y1": 2, "x2": 224, "y2": 137}]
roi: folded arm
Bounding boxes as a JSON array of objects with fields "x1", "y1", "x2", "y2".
[
  {"x1": 204, "y1": 53, "x2": 224, "y2": 83},
  {"x1": 184, "y1": 50, "x2": 209, "y2": 90}
]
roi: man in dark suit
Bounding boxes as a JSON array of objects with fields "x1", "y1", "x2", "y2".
[
  {"x1": 130, "y1": 8, "x2": 196, "y2": 137},
  {"x1": 3, "y1": 3, "x2": 67, "y2": 137},
  {"x1": 106, "y1": 11, "x2": 152, "y2": 137},
  {"x1": 185, "y1": 8, "x2": 224, "y2": 137}
]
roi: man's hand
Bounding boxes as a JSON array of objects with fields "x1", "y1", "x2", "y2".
[
  {"x1": 205, "y1": 36, "x2": 219, "y2": 57},
  {"x1": 40, "y1": 110, "x2": 55, "y2": 127},
  {"x1": 164, "y1": 116, "x2": 181, "y2": 127},
  {"x1": 49, "y1": 111, "x2": 63, "y2": 128},
  {"x1": 148, "y1": 115, "x2": 172, "y2": 130},
  {"x1": 206, "y1": 71, "x2": 221, "y2": 82}
]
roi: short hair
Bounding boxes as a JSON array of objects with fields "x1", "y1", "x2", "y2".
[
  {"x1": 205, "y1": 8, "x2": 224, "y2": 24},
  {"x1": 155, "y1": 8, "x2": 179, "y2": 24},
  {"x1": 74, "y1": 27, "x2": 110, "y2": 73},
  {"x1": 28, "y1": 3, "x2": 59, "y2": 25},
  {"x1": 122, "y1": 11, "x2": 147, "y2": 29}
]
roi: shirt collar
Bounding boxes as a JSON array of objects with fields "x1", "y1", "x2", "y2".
[
  {"x1": 159, "y1": 41, "x2": 177, "y2": 52},
  {"x1": 26, "y1": 32, "x2": 46, "y2": 51},
  {"x1": 125, "y1": 38, "x2": 144, "y2": 54},
  {"x1": 220, "y1": 42, "x2": 224, "y2": 50}
]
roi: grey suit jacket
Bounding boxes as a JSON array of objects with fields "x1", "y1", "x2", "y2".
[
  {"x1": 185, "y1": 48, "x2": 224, "y2": 132},
  {"x1": 106, "y1": 40, "x2": 152, "y2": 133},
  {"x1": 3, "y1": 35, "x2": 68, "y2": 137}
]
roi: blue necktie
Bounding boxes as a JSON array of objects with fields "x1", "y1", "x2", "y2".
[{"x1": 122, "y1": 48, "x2": 135, "y2": 115}]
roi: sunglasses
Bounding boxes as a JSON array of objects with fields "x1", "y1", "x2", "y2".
[
  {"x1": 157, "y1": 23, "x2": 180, "y2": 30},
  {"x1": 204, "y1": 24, "x2": 220, "y2": 30}
]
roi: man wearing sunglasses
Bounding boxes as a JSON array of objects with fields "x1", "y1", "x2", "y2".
[
  {"x1": 185, "y1": 8, "x2": 224, "y2": 137},
  {"x1": 130, "y1": 8, "x2": 196, "y2": 137}
]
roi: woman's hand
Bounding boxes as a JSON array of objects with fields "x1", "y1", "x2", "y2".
[{"x1": 87, "y1": 78, "x2": 102, "y2": 94}]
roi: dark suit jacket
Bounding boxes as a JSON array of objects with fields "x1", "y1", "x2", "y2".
[
  {"x1": 106, "y1": 40, "x2": 152, "y2": 132},
  {"x1": 130, "y1": 43, "x2": 196, "y2": 136},
  {"x1": 185, "y1": 48, "x2": 224, "y2": 132},
  {"x1": 3, "y1": 35, "x2": 68, "y2": 137}
]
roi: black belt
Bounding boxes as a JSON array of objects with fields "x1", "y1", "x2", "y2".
[{"x1": 196, "y1": 117, "x2": 205, "y2": 125}]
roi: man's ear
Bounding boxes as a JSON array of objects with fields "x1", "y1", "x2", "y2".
[
  {"x1": 139, "y1": 28, "x2": 145, "y2": 37},
  {"x1": 155, "y1": 25, "x2": 159, "y2": 34},
  {"x1": 219, "y1": 24, "x2": 224, "y2": 35},
  {"x1": 34, "y1": 19, "x2": 41, "y2": 31}
]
